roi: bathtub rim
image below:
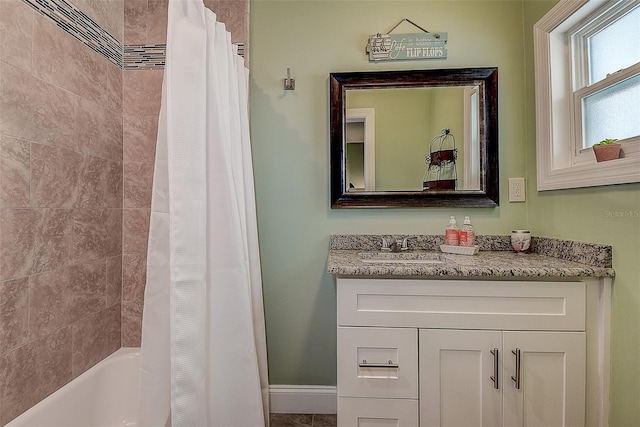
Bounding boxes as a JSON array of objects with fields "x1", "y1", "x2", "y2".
[{"x1": 5, "y1": 347, "x2": 141, "y2": 427}]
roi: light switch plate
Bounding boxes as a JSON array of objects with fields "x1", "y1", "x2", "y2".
[{"x1": 509, "y1": 178, "x2": 526, "y2": 202}]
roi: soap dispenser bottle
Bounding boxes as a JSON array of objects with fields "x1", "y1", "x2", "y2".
[
  {"x1": 445, "y1": 216, "x2": 459, "y2": 246},
  {"x1": 459, "y1": 216, "x2": 475, "y2": 247}
]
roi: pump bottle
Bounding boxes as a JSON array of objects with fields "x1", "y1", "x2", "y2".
[
  {"x1": 445, "y1": 216, "x2": 459, "y2": 246},
  {"x1": 459, "y1": 216, "x2": 475, "y2": 247}
]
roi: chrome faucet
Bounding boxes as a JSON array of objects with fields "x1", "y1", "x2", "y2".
[{"x1": 381, "y1": 237, "x2": 409, "y2": 252}]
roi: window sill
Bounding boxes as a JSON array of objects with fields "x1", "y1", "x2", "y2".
[{"x1": 537, "y1": 151, "x2": 640, "y2": 191}]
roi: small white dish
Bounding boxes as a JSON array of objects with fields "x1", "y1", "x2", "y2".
[{"x1": 439, "y1": 244, "x2": 479, "y2": 255}]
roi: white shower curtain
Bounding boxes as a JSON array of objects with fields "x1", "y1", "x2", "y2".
[{"x1": 138, "y1": 0, "x2": 269, "y2": 425}]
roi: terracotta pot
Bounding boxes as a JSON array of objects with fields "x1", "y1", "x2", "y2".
[{"x1": 593, "y1": 144, "x2": 621, "y2": 162}]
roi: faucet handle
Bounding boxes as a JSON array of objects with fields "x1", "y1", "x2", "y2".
[
  {"x1": 382, "y1": 236, "x2": 409, "y2": 251},
  {"x1": 381, "y1": 237, "x2": 392, "y2": 251},
  {"x1": 398, "y1": 237, "x2": 409, "y2": 251}
]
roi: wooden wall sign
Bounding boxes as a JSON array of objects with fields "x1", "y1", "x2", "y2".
[{"x1": 367, "y1": 32, "x2": 448, "y2": 62}]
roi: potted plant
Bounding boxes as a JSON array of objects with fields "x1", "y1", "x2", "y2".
[{"x1": 592, "y1": 138, "x2": 621, "y2": 162}]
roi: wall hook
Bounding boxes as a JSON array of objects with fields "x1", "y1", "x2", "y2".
[{"x1": 284, "y1": 68, "x2": 295, "y2": 90}]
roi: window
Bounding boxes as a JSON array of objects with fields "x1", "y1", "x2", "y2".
[{"x1": 535, "y1": 0, "x2": 640, "y2": 190}]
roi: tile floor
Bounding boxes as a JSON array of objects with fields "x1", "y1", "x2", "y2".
[{"x1": 269, "y1": 413, "x2": 337, "y2": 427}]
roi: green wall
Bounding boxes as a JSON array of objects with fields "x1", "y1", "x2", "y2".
[
  {"x1": 250, "y1": 1, "x2": 638, "y2": 423},
  {"x1": 345, "y1": 87, "x2": 466, "y2": 191},
  {"x1": 347, "y1": 88, "x2": 434, "y2": 191},
  {"x1": 429, "y1": 88, "x2": 465, "y2": 189},
  {"x1": 522, "y1": 2, "x2": 640, "y2": 425}
]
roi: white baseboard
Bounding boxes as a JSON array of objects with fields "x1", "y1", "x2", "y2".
[{"x1": 269, "y1": 385, "x2": 337, "y2": 414}]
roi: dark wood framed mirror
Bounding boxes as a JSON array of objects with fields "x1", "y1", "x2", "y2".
[{"x1": 330, "y1": 68, "x2": 499, "y2": 208}]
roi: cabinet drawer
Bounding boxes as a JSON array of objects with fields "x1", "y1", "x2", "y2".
[
  {"x1": 338, "y1": 327, "x2": 418, "y2": 399},
  {"x1": 338, "y1": 397, "x2": 418, "y2": 426},
  {"x1": 337, "y1": 278, "x2": 586, "y2": 331}
]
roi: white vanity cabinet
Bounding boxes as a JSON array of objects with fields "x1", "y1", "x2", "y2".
[
  {"x1": 420, "y1": 329, "x2": 585, "y2": 427},
  {"x1": 336, "y1": 277, "x2": 611, "y2": 427}
]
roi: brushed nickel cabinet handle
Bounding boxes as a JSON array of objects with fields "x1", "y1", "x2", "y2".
[
  {"x1": 511, "y1": 348, "x2": 521, "y2": 390},
  {"x1": 358, "y1": 359, "x2": 399, "y2": 368},
  {"x1": 490, "y1": 348, "x2": 499, "y2": 390}
]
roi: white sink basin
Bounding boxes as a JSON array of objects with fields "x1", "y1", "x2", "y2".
[{"x1": 359, "y1": 252, "x2": 445, "y2": 264}]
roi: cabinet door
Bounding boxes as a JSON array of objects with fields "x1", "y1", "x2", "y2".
[
  {"x1": 420, "y1": 329, "x2": 503, "y2": 427},
  {"x1": 502, "y1": 331, "x2": 585, "y2": 427}
]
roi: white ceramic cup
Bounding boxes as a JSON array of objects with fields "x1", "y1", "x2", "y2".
[{"x1": 511, "y1": 230, "x2": 531, "y2": 253}]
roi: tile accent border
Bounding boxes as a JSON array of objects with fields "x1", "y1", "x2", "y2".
[
  {"x1": 22, "y1": 0, "x2": 123, "y2": 67},
  {"x1": 235, "y1": 43, "x2": 245, "y2": 59},
  {"x1": 124, "y1": 43, "x2": 245, "y2": 70},
  {"x1": 21, "y1": 0, "x2": 245, "y2": 70},
  {"x1": 124, "y1": 44, "x2": 166, "y2": 70}
]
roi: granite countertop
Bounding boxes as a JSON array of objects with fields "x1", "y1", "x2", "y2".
[{"x1": 327, "y1": 234, "x2": 615, "y2": 278}]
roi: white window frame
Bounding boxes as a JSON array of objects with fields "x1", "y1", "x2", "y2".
[{"x1": 534, "y1": 0, "x2": 640, "y2": 191}]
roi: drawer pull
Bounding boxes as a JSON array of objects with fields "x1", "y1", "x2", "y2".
[
  {"x1": 490, "y1": 348, "x2": 499, "y2": 390},
  {"x1": 359, "y1": 359, "x2": 399, "y2": 369}
]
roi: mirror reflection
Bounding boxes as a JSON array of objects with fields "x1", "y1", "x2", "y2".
[
  {"x1": 345, "y1": 86, "x2": 481, "y2": 192},
  {"x1": 329, "y1": 68, "x2": 499, "y2": 208}
]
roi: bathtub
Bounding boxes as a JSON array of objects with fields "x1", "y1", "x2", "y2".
[{"x1": 7, "y1": 348, "x2": 141, "y2": 427}]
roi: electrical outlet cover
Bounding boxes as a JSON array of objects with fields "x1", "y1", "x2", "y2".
[{"x1": 509, "y1": 178, "x2": 525, "y2": 202}]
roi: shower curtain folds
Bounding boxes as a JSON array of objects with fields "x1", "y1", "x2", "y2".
[{"x1": 139, "y1": 1, "x2": 269, "y2": 426}]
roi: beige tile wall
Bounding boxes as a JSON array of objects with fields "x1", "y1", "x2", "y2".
[
  {"x1": 0, "y1": 0, "x2": 122, "y2": 423},
  {"x1": 121, "y1": 66, "x2": 162, "y2": 346},
  {"x1": 0, "y1": 0, "x2": 248, "y2": 421}
]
